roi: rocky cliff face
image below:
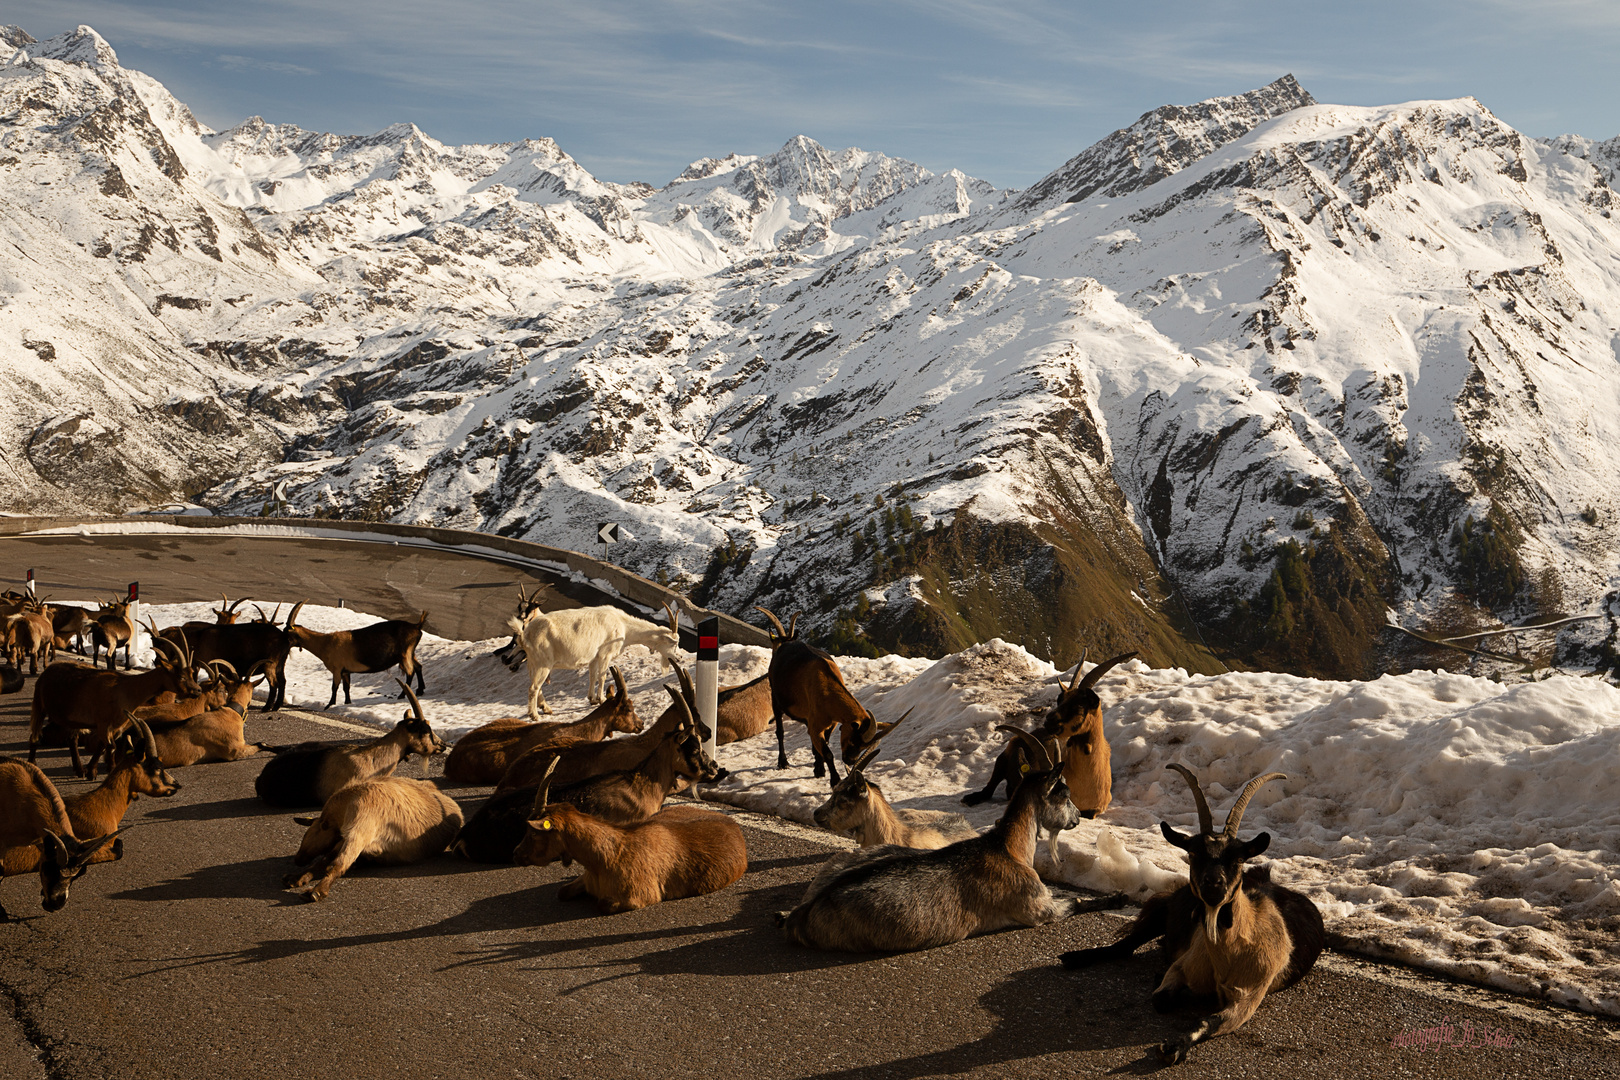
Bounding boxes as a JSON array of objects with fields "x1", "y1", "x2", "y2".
[{"x1": 4, "y1": 25, "x2": 1618, "y2": 676}]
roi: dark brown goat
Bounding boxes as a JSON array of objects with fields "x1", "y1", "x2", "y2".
[
  {"x1": 756, "y1": 606, "x2": 893, "y2": 786},
  {"x1": 161, "y1": 607, "x2": 296, "y2": 711},
  {"x1": 444, "y1": 667, "x2": 639, "y2": 784},
  {"x1": 286, "y1": 604, "x2": 429, "y2": 707},
  {"x1": 29, "y1": 631, "x2": 204, "y2": 778}
]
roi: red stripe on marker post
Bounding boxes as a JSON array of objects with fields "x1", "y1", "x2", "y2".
[{"x1": 696, "y1": 616, "x2": 720, "y2": 762}]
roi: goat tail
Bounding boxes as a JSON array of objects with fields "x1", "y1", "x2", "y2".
[{"x1": 417, "y1": 609, "x2": 429, "y2": 628}]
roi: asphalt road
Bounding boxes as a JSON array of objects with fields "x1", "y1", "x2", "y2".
[{"x1": 3, "y1": 535, "x2": 1620, "y2": 1078}]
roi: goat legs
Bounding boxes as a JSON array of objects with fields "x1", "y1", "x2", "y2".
[
  {"x1": 526, "y1": 665, "x2": 554, "y2": 719},
  {"x1": 1160, "y1": 986, "x2": 1265, "y2": 1065}
]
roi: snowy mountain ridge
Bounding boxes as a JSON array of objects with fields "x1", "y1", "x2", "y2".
[{"x1": 3, "y1": 24, "x2": 1619, "y2": 677}]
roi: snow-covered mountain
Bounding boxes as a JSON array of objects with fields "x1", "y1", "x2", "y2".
[{"x1": 3, "y1": 24, "x2": 1618, "y2": 677}]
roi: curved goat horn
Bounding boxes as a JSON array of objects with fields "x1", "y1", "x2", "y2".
[
  {"x1": 1165, "y1": 763, "x2": 1214, "y2": 836},
  {"x1": 1078, "y1": 651, "x2": 1137, "y2": 692},
  {"x1": 397, "y1": 678, "x2": 425, "y2": 723},
  {"x1": 228, "y1": 595, "x2": 252, "y2": 614},
  {"x1": 850, "y1": 706, "x2": 914, "y2": 774},
  {"x1": 1224, "y1": 772, "x2": 1286, "y2": 839},
  {"x1": 662, "y1": 601, "x2": 680, "y2": 632},
  {"x1": 529, "y1": 754, "x2": 561, "y2": 816},
  {"x1": 609, "y1": 665, "x2": 627, "y2": 702},
  {"x1": 672, "y1": 662, "x2": 694, "y2": 705},
  {"x1": 753, "y1": 606, "x2": 788, "y2": 640},
  {"x1": 995, "y1": 724, "x2": 1054, "y2": 773}
]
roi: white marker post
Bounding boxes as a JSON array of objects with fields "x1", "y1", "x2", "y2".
[
  {"x1": 25, "y1": 569, "x2": 34, "y2": 598},
  {"x1": 696, "y1": 615, "x2": 719, "y2": 762},
  {"x1": 126, "y1": 581, "x2": 142, "y2": 664}
]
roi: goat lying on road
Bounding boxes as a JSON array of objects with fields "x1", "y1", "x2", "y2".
[
  {"x1": 513, "y1": 756, "x2": 746, "y2": 913},
  {"x1": 284, "y1": 776, "x2": 463, "y2": 901},
  {"x1": 147, "y1": 662, "x2": 272, "y2": 767},
  {"x1": 1059, "y1": 765, "x2": 1323, "y2": 1065},
  {"x1": 813, "y1": 710, "x2": 977, "y2": 849},
  {"x1": 779, "y1": 725, "x2": 1122, "y2": 952},
  {"x1": 254, "y1": 680, "x2": 446, "y2": 807},
  {"x1": 443, "y1": 667, "x2": 639, "y2": 784}
]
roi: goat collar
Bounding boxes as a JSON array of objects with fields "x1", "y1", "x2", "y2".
[{"x1": 226, "y1": 699, "x2": 247, "y2": 719}]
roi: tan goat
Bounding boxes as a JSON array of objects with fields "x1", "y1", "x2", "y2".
[
  {"x1": 283, "y1": 777, "x2": 463, "y2": 901},
  {"x1": 0, "y1": 757, "x2": 121, "y2": 919},
  {"x1": 443, "y1": 667, "x2": 639, "y2": 784}
]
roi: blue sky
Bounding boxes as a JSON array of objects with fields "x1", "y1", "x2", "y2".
[{"x1": 4, "y1": 1, "x2": 1618, "y2": 188}]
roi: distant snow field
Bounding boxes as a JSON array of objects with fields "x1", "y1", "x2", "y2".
[{"x1": 130, "y1": 599, "x2": 1620, "y2": 1016}]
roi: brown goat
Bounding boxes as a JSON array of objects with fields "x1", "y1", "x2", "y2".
[
  {"x1": 90, "y1": 598, "x2": 135, "y2": 671},
  {"x1": 147, "y1": 662, "x2": 272, "y2": 767},
  {"x1": 215, "y1": 595, "x2": 253, "y2": 624},
  {"x1": 286, "y1": 603, "x2": 429, "y2": 707},
  {"x1": 160, "y1": 607, "x2": 296, "y2": 711},
  {"x1": 51, "y1": 604, "x2": 94, "y2": 656},
  {"x1": 756, "y1": 607, "x2": 893, "y2": 786},
  {"x1": 512, "y1": 756, "x2": 746, "y2": 913},
  {"x1": 6, "y1": 597, "x2": 55, "y2": 674},
  {"x1": 63, "y1": 719, "x2": 181, "y2": 862},
  {"x1": 444, "y1": 667, "x2": 639, "y2": 784},
  {"x1": 963, "y1": 650, "x2": 1135, "y2": 814},
  {"x1": 30, "y1": 631, "x2": 204, "y2": 778},
  {"x1": 0, "y1": 757, "x2": 121, "y2": 919},
  {"x1": 1060, "y1": 765, "x2": 1323, "y2": 1065}
]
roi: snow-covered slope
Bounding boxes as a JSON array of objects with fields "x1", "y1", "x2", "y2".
[{"x1": 3, "y1": 25, "x2": 1619, "y2": 676}]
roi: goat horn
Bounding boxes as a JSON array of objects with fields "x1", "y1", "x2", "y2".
[
  {"x1": 1078, "y1": 651, "x2": 1137, "y2": 693},
  {"x1": 529, "y1": 754, "x2": 561, "y2": 816},
  {"x1": 213, "y1": 659, "x2": 239, "y2": 677},
  {"x1": 609, "y1": 665, "x2": 627, "y2": 701},
  {"x1": 1224, "y1": 772, "x2": 1286, "y2": 839},
  {"x1": 995, "y1": 724, "x2": 1054, "y2": 773},
  {"x1": 396, "y1": 678, "x2": 425, "y2": 723},
  {"x1": 219, "y1": 592, "x2": 229, "y2": 608},
  {"x1": 42, "y1": 829, "x2": 69, "y2": 866},
  {"x1": 285, "y1": 601, "x2": 305, "y2": 631},
  {"x1": 1067, "y1": 648, "x2": 1089, "y2": 693},
  {"x1": 753, "y1": 606, "x2": 787, "y2": 640},
  {"x1": 671, "y1": 662, "x2": 695, "y2": 705},
  {"x1": 134, "y1": 717, "x2": 159, "y2": 759},
  {"x1": 787, "y1": 612, "x2": 800, "y2": 638},
  {"x1": 663, "y1": 601, "x2": 679, "y2": 632},
  {"x1": 1165, "y1": 764, "x2": 1214, "y2": 836},
  {"x1": 228, "y1": 595, "x2": 252, "y2": 614}
]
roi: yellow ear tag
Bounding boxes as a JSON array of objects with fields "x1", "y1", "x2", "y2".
[
  {"x1": 540, "y1": 819, "x2": 552, "y2": 830},
  {"x1": 1019, "y1": 764, "x2": 1031, "y2": 774}
]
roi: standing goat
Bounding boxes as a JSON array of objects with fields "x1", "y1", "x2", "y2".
[
  {"x1": 493, "y1": 583, "x2": 545, "y2": 670},
  {"x1": 444, "y1": 667, "x2": 639, "y2": 784},
  {"x1": 285, "y1": 603, "x2": 429, "y2": 707},
  {"x1": 813, "y1": 711, "x2": 977, "y2": 849},
  {"x1": 283, "y1": 777, "x2": 463, "y2": 901},
  {"x1": 254, "y1": 680, "x2": 446, "y2": 807},
  {"x1": 0, "y1": 757, "x2": 121, "y2": 920},
  {"x1": 90, "y1": 598, "x2": 135, "y2": 671},
  {"x1": 50, "y1": 604, "x2": 95, "y2": 657},
  {"x1": 778, "y1": 725, "x2": 1111, "y2": 952},
  {"x1": 1059, "y1": 765, "x2": 1323, "y2": 1065},
  {"x1": 508, "y1": 603, "x2": 681, "y2": 718},
  {"x1": 756, "y1": 606, "x2": 893, "y2": 785},
  {"x1": 6, "y1": 597, "x2": 55, "y2": 674},
  {"x1": 30, "y1": 629, "x2": 203, "y2": 779},
  {"x1": 963, "y1": 650, "x2": 1135, "y2": 815},
  {"x1": 162, "y1": 608, "x2": 296, "y2": 711},
  {"x1": 513, "y1": 756, "x2": 746, "y2": 913}
]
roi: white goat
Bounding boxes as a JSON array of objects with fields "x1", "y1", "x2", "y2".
[{"x1": 509, "y1": 603, "x2": 682, "y2": 719}]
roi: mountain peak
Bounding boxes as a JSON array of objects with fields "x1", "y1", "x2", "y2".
[
  {"x1": 1014, "y1": 75, "x2": 1315, "y2": 212},
  {"x1": 32, "y1": 24, "x2": 119, "y2": 69}
]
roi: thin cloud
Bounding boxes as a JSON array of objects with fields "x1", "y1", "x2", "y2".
[{"x1": 215, "y1": 54, "x2": 317, "y2": 76}]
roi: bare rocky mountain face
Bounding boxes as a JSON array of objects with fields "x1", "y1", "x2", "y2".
[{"x1": 3, "y1": 25, "x2": 1617, "y2": 677}]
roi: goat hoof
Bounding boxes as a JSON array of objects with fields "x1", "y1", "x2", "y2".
[
  {"x1": 773, "y1": 910, "x2": 790, "y2": 927},
  {"x1": 1158, "y1": 1036, "x2": 1193, "y2": 1065},
  {"x1": 110, "y1": 838, "x2": 124, "y2": 861}
]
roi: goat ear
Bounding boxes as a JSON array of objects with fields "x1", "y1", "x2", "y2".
[
  {"x1": 1160, "y1": 821, "x2": 1196, "y2": 851},
  {"x1": 292, "y1": 816, "x2": 318, "y2": 827},
  {"x1": 1240, "y1": 832, "x2": 1272, "y2": 860}
]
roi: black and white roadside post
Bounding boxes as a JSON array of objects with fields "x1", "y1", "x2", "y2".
[
  {"x1": 127, "y1": 581, "x2": 142, "y2": 660},
  {"x1": 596, "y1": 521, "x2": 620, "y2": 561},
  {"x1": 24, "y1": 569, "x2": 34, "y2": 598},
  {"x1": 697, "y1": 616, "x2": 719, "y2": 761}
]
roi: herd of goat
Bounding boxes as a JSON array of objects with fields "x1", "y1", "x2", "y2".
[{"x1": 0, "y1": 585, "x2": 1324, "y2": 1065}]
